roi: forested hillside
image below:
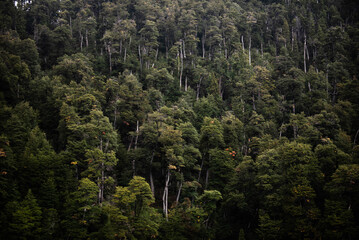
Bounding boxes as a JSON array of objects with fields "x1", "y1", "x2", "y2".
[{"x1": 1, "y1": 0, "x2": 359, "y2": 239}]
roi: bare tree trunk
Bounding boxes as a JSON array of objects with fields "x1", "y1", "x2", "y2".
[
  {"x1": 185, "y1": 76, "x2": 188, "y2": 91},
  {"x1": 119, "y1": 40, "x2": 122, "y2": 55},
  {"x1": 176, "y1": 173, "x2": 183, "y2": 203},
  {"x1": 306, "y1": 43, "x2": 310, "y2": 61},
  {"x1": 179, "y1": 40, "x2": 184, "y2": 90},
  {"x1": 138, "y1": 44, "x2": 142, "y2": 70},
  {"x1": 241, "y1": 35, "x2": 245, "y2": 53},
  {"x1": 248, "y1": 35, "x2": 252, "y2": 65},
  {"x1": 291, "y1": 27, "x2": 294, "y2": 51},
  {"x1": 100, "y1": 161, "x2": 104, "y2": 205},
  {"x1": 202, "y1": 30, "x2": 206, "y2": 58},
  {"x1": 86, "y1": 29, "x2": 89, "y2": 48},
  {"x1": 252, "y1": 93, "x2": 256, "y2": 110},
  {"x1": 150, "y1": 150, "x2": 155, "y2": 196},
  {"x1": 134, "y1": 121, "x2": 139, "y2": 149},
  {"x1": 182, "y1": 39, "x2": 186, "y2": 59},
  {"x1": 219, "y1": 77, "x2": 223, "y2": 99},
  {"x1": 163, "y1": 169, "x2": 171, "y2": 220},
  {"x1": 80, "y1": 31, "x2": 83, "y2": 51},
  {"x1": 128, "y1": 136, "x2": 134, "y2": 151},
  {"x1": 354, "y1": 129, "x2": 359, "y2": 145},
  {"x1": 132, "y1": 121, "x2": 139, "y2": 177},
  {"x1": 165, "y1": 37, "x2": 169, "y2": 59},
  {"x1": 69, "y1": 16, "x2": 73, "y2": 38},
  {"x1": 113, "y1": 106, "x2": 117, "y2": 129},
  {"x1": 98, "y1": 177, "x2": 101, "y2": 204},
  {"x1": 107, "y1": 44, "x2": 112, "y2": 73},
  {"x1": 124, "y1": 47, "x2": 127, "y2": 62},
  {"x1": 196, "y1": 76, "x2": 203, "y2": 101},
  {"x1": 304, "y1": 33, "x2": 307, "y2": 73},
  {"x1": 155, "y1": 48, "x2": 159, "y2": 62},
  {"x1": 224, "y1": 37, "x2": 228, "y2": 59},
  {"x1": 198, "y1": 155, "x2": 205, "y2": 182}
]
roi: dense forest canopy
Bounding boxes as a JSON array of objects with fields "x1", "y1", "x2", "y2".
[{"x1": 1, "y1": 0, "x2": 359, "y2": 239}]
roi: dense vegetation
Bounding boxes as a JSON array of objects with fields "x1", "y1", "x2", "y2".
[{"x1": 1, "y1": 0, "x2": 359, "y2": 239}]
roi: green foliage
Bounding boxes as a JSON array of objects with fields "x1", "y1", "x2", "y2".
[
  {"x1": 108, "y1": 176, "x2": 160, "y2": 239},
  {"x1": 8, "y1": 190, "x2": 42, "y2": 240},
  {"x1": 52, "y1": 53, "x2": 94, "y2": 84},
  {"x1": 1, "y1": 0, "x2": 359, "y2": 239}
]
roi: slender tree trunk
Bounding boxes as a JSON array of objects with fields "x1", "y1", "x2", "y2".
[
  {"x1": 98, "y1": 177, "x2": 101, "y2": 204},
  {"x1": 138, "y1": 44, "x2": 142, "y2": 70},
  {"x1": 241, "y1": 35, "x2": 245, "y2": 53},
  {"x1": 248, "y1": 35, "x2": 252, "y2": 65},
  {"x1": 185, "y1": 76, "x2": 188, "y2": 91},
  {"x1": 107, "y1": 44, "x2": 112, "y2": 73},
  {"x1": 163, "y1": 169, "x2": 171, "y2": 220},
  {"x1": 132, "y1": 121, "x2": 139, "y2": 177},
  {"x1": 198, "y1": 155, "x2": 205, "y2": 182},
  {"x1": 165, "y1": 37, "x2": 169, "y2": 59},
  {"x1": 182, "y1": 39, "x2": 186, "y2": 59},
  {"x1": 252, "y1": 93, "x2": 256, "y2": 110},
  {"x1": 304, "y1": 33, "x2": 307, "y2": 73},
  {"x1": 85, "y1": 29, "x2": 89, "y2": 48},
  {"x1": 119, "y1": 40, "x2": 122, "y2": 55},
  {"x1": 124, "y1": 47, "x2": 127, "y2": 62},
  {"x1": 155, "y1": 48, "x2": 159, "y2": 63},
  {"x1": 113, "y1": 106, "x2": 117, "y2": 129},
  {"x1": 134, "y1": 121, "x2": 139, "y2": 149},
  {"x1": 219, "y1": 77, "x2": 223, "y2": 99},
  {"x1": 69, "y1": 16, "x2": 73, "y2": 38},
  {"x1": 179, "y1": 40, "x2": 184, "y2": 90},
  {"x1": 176, "y1": 172, "x2": 183, "y2": 203},
  {"x1": 128, "y1": 136, "x2": 134, "y2": 151},
  {"x1": 80, "y1": 31, "x2": 83, "y2": 51},
  {"x1": 306, "y1": 43, "x2": 310, "y2": 61},
  {"x1": 196, "y1": 76, "x2": 203, "y2": 101},
  {"x1": 325, "y1": 70, "x2": 329, "y2": 100},
  {"x1": 202, "y1": 29, "x2": 206, "y2": 58},
  {"x1": 100, "y1": 161, "x2": 104, "y2": 205},
  {"x1": 291, "y1": 27, "x2": 294, "y2": 51},
  {"x1": 354, "y1": 129, "x2": 359, "y2": 145},
  {"x1": 150, "y1": 150, "x2": 155, "y2": 196}
]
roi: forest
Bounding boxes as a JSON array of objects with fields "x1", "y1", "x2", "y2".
[{"x1": 0, "y1": 0, "x2": 359, "y2": 239}]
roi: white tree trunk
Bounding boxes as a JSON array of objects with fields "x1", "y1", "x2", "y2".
[
  {"x1": 248, "y1": 35, "x2": 251, "y2": 65},
  {"x1": 304, "y1": 33, "x2": 307, "y2": 73},
  {"x1": 162, "y1": 169, "x2": 171, "y2": 220}
]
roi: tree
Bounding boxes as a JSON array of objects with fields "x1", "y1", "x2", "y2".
[
  {"x1": 62, "y1": 178, "x2": 100, "y2": 239},
  {"x1": 8, "y1": 189, "x2": 42, "y2": 240},
  {"x1": 199, "y1": 117, "x2": 224, "y2": 188},
  {"x1": 108, "y1": 176, "x2": 160, "y2": 239},
  {"x1": 52, "y1": 53, "x2": 94, "y2": 84}
]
